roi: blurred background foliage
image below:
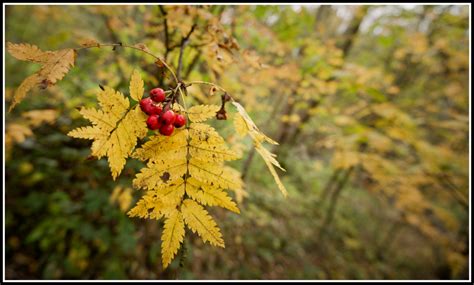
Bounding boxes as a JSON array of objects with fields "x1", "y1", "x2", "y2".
[{"x1": 4, "y1": 4, "x2": 469, "y2": 280}]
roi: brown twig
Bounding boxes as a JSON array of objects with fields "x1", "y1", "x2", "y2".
[
  {"x1": 177, "y1": 24, "x2": 197, "y2": 80},
  {"x1": 76, "y1": 42, "x2": 179, "y2": 85}
]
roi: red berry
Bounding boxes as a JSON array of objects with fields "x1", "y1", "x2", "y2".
[
  {"x1": 150, "y1": 88, "x2": 166, "y2": 103},
  {"x1": 174, "y1": 114, "x2": 186, "y2": 128},
  {"x1": 160, "y1": 110, "x2": 176, "y2": 125},
  {"x1": 146, "y1": 115, "x2": 161, "y2": 130},
  {"x1": 159, "y1": 124, "x2": 174, "y2": 136},
  {"x1": 140, "y1": 98, "x2": 154, "y2": 114},
  {"x1": 148, "y1": 103, "x2": 163, "y2": 115}
]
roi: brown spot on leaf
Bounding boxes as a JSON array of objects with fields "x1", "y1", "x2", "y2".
[{"x1": 160, "y1": 172, "x2": 170, "y2": 183}]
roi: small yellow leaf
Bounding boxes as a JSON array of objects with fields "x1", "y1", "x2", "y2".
[
  {"x1": 233, "y1": 113, "x2": 248, "y2": 137},
  {"x1": 129, "y1": 69, "x2": 144, "y2": 102},
  {"x1": 110, "y1": 186, "x2": 133, "y2": 212},
  {"x1": 161, "y1": 209, "x2": 185, "y2": 269},
  {"x1": 255, "y1": 145, "x2": 288, "y2": 197},
  {"x1": 38, "y1": 48, "x2": 76, "y2": 84},
  {"x1": 6, "y1": 123, "x2": 33, "y2": 144},
  {"x1": 6, "y1": 42, "x2": 50, "y2": 63},
  {"x1": 187, "y1": 178, "x2": 240, "y2": 214},
  {"x1": 22, "y1": 109, "x2": 58, "y2": 127},
  {"x1": 9, "y1": 74, "x2": 42, "y2": 112},
  {"x1": 127, "y1": 192, "x2": 164, "y2": 219},
  {"x1": 181, "y1": 199, "x2": 224, "y2": 247},
  {"x1": 232, "y1": 102, "x2": 278, "y2": 145},
  {"x1": 187, "y1": 105, "x2": 221, "y2": 122},
  {"x1": 79, "y1": 39, "x2": 100, "y2": 48}
]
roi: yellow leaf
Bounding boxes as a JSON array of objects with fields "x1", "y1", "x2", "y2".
[
  {"x1": 22, "y1": 109, "x2": 58, "y2": 127},
  {"x1": 187, "y1": 178, "x2": 240, "y2": 213},
  {"x1": 189, "y1": 123, "x2": 240, "y2": 161},
  {"x1": 68, "y1": 82, "x2": 148, "y2": 180},
  {"x1": 68, "y1": 126, "x2": 106, "y2": 140},
  {"x1": 188, "y1": 159, "x2": 242, "y2": 191},
  {"x1": 187, "y1": 105, "x2": 221, "y2": 122},
  {"x1": 38, "y1": 48, "x2": 76, "y2": 84},
  {"x1": 7, "y1": 42, "x2": 76, "y2": 111},
  {"x1": 155, "y1": 178, "x2": 186, "y2": 207},
  {"x1": 122, "y1": 104, "x2": 244, "y2": 264},
  {"x1": 6, "y1": 123, "x2": 33, "y2": 144},
  {"x1": 232, "y1": 102, "x2": 287, "y2": 197},
  {"x1": 233, "y1": 113, "x2": 248, "y2": 137},
  {"x1": 110, "y1": 186, "x2": 133, "y2": 212},
  {"x1": 181, "y1": 199, "x2": 224, "y2": 247},
  {"x1": 133, "y1": 157, "x2": 187, "y2": 190},
  {"x1": 161, "y1": 209, "x2": 185, "y2": 269},
  {"x1": 255, "y1": 145, "x2": 288, "y2": 197},
  {"x1": 10, "y1": 74, "x2": 42, "y2": 111},
  {"x1": 127, "y1": 192, "x2": 163, "y2": 219},
  {"x1": 6, "y1": 43, "x2": 51, "y2": 63},
  {"x1": 132, "y1": 129, "x2": 188, "y2": 162},
  {"x1": 129, "y1": 69, "x2": 144, "y2": 102},
  {"x1": 232, "y1": 102, "x2": 278, "y2": 145}
]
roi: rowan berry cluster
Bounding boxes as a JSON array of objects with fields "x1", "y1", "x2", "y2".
[{"x1": 140, "y1": 88, "x2": 186, "y2": 136}]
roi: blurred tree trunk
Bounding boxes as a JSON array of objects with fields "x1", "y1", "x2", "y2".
[
  {"x1": 318, "y1": 169, "x2": 342, "y2": 204},
  {"x1": 338, "y1": 6, "x2": 369, "y2": 58},
  {"x1": 314, "y1": 5, "x2": 333, "y2": 39},
  {"x1": 318, "y1": 166, "x2": 354, "y2": 239}
]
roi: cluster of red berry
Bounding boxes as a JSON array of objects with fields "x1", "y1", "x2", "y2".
[{"x1": 140, "y1": 88, "x2": 186, "y2": 136}]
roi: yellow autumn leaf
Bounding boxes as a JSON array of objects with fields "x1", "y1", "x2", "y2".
[
  {"x1": 232, "y1": 101, "x2": 288, "y2": 196},
  {"x1": 255, "y1": 145, "x2": 288, "y2": 197},
  {"x1": 6, "y1": 43, "x2": 51, "y2": 63},
  {"x1": 9, "y1": 74, "x2": 42, "y2": 111},
  {"x1": 233, "y1": 113, "x2": 248, "y2": 137},
  {"x1": 68, "y1": 73, "x2": 148, "y2": 180},
  {"x1": 181, "y1": 199, "x2": 225, "y2": 247},
  {"x1": 6, "y1": 123, "x2": 33, "y2": 144},
  {"x1": 21, "y1": 109, "x2": 58, "y2": 127},
  {"x1": 186, "y1": 177, "x2": 240, "y2": 214},
  {"x1": 161, "y1": 209, "x2": 185, "y2": 269},
  {"x1": 130, "y1": 116, "x2": 243, "y2": 266},
  {"x1": 232, "y1": 102, "x2": 278, "y2": 145},
  {"x1": 129, "y1": 69, "x2": 144, "y2": 102},
  {"x1": 7, "y1": 42, "x2": 76, "y2": 111},
  {"x1": 110, "y1": 186, "x2": 133, "y2": 212},
  {"x1": 187, "y1": 104, "x2": 221, "y2": 122}
]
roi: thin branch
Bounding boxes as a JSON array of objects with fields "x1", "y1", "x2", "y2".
[
  {"x1": 76, "y1": 42, "x2": 179, "y2": 85},
  {"x1": 159, "y1": 6, "x2": 171, "y2": 61},
  {"x1": 101, "y1": 14, "x2": 128, "y2": 84},
  {"x1": 185, "y1": 81, "x2": 227, "y2": 94},
  {"x1": 177, "y1": 24, "x2": 197, "y2": 80}
]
